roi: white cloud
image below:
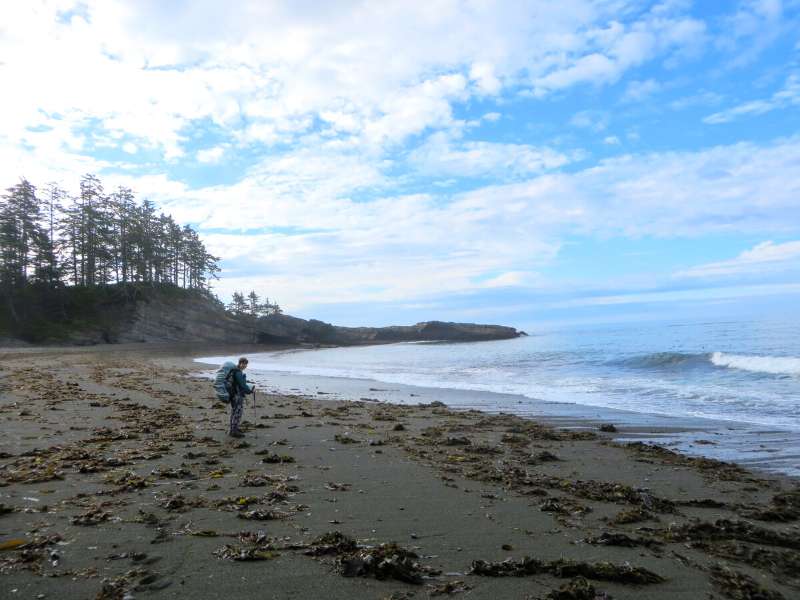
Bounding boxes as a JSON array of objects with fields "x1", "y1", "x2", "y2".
[
  {"x1": 530, "y1": 7, "x2": 705, "y2": 95},
  {"x1": 150, "y1": 136, "x2": 800, "y2": 310},
  {"x1": 670, "y1": 90, "x2": 725, "y2": 110},
  {"x1": 407, "y1": 132, "x2": 570, "y2": 180},
  {"x1": 570, "y1": 110, "x2": 608, "y2": 132},
  {"x1": 677, "y1": 240, "x2": 800, "y2": 278},
  {"x1": 704, "y1": 73, "x2": 800, "y2": 123},
  {"x1": 716, "y1": 0, "x2": 788, "y2": 68},
  {"x1": 622, "y1": 78, "x2": 661, "y2": 103},
  {"x1": 196, "y1": 146, "x2": 226, "y2": 164},
  {"x1": 603, "y1": 135, "x2": 621, "y2": 145},
  {"x1": 0, "y1": 0, "x2": 711, "y2": 170}
]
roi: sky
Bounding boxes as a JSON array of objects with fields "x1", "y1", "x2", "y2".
[{"x1": 2, "y1": 0, "x2": 800, "y2": 329}]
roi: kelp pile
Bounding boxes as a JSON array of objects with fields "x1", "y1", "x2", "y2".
[
  {"x1": 299, "y1": 531, "x2": 441, "y2": 584},
  {"x1": 470, "y1": 556, "x2": 665, "y2": 585}
]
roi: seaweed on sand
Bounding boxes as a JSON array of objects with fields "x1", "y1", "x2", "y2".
[
  {"x1": 540, "y1": 577, "x2": 613, "y2": 600},
  {"x1": 621, "y1": 442, "x2": 751, "y2": 482},
  {"x1": 710, "y1": 564, "x2": 785, "y2": 600},
  {"x1": 609, "y1": 507, "x2": 656, "y2": 525},
  {"x1": 304, "y1": 531, "x2": 358, "y2": 556},
  {"x1": 300, "y1": 532, "x2": 440, "y2": 584},
  {"x1": 469, "y1": 557, "x2": 665, "y2": 585},
  {"x1": 584, "y1": 531, "x2": 662, "y2": 549},
  {"x1": 662, "y1": 519, "x2": 800, "y2": 550},
  {"x1": 338, "y1": 543, "x2": 441, "y2": 584},
  {"x1": 740, "y1": 490, "x2": 800, "y2": 523},
  {"x1": 692, "y1": 540, "x2": 800, "y2": 586},
  {"x1": 540, "y1": 497, "x2": 592, "y2": 516}
]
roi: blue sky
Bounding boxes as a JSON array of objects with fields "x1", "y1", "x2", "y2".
[{"x1": 2, "y1": 1, "x2": 800, "y2": 328}]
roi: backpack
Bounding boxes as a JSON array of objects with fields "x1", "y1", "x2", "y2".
[{"x1": 213, "y1": 361, "x2": 239, "y2": 404}]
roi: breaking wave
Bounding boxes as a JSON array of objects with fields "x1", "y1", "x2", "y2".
[{"x1": 711, "y1": 352, "x2": 800, "y2": 376}]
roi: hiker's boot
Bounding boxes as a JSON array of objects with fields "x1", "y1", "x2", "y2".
[{"x1": 230, "y1": 430, "x2": 245, "y2": 438}]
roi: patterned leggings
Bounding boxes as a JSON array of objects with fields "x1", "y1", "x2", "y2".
[{"x1": 230, "y1": 393, "x2": 244, "y2": 433}]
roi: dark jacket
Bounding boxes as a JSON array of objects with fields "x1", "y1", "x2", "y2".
[{"x1": 231, "y1": 368, "x2": 254, "y2": 396}]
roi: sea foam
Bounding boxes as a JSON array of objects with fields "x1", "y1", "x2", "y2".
[{"x1": 711, "y1": 352, "x2": 800, "y2": 376}]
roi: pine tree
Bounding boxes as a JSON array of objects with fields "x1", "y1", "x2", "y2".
[
  {"x1": 247, "y1": 290, "x2": 260, "y2": 316},
  {"x1": 228, "y1": 291, "x2": 247, "y2": 315}
]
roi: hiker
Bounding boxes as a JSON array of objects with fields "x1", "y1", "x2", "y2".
[{"x1": 228, "y1": 357, "x2": 255, "y2": 437}]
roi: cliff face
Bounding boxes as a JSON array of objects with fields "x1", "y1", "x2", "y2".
[
  {"x1": 115, "y1": 294, "x2": 255, "y2": 344},
  {"x1": 2, "y1": 286, "x2": 523, "y2": 346},
  {"x1": 115, "y1": 299, "x2": 524, "y2": 345}
]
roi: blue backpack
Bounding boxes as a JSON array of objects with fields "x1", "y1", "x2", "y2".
[{"x1": 213, "y1": 361, "x2": 238, "y2": 404}]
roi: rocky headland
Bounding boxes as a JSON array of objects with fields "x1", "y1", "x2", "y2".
[{"x1": 1, "y1": 286, "x2": 525, "y2": 346}]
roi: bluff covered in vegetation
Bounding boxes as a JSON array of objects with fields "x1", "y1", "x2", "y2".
[{"x1": 0, "y1": 174, "x2": 522, "y2": 346}]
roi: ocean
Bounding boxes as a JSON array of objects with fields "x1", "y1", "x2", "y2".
[{"x1": 197, "y1": 317, "x2": 800, "y2": 476}]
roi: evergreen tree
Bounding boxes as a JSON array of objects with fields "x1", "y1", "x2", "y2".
[
  {"x1": 228, "y1": 291, "x2": 247, "y2": 315},
  {"x1": 247, "y1": 290, "x2": 260, "y2": 316},
  {"x1": 1, "y1": 173, "x2": 226, "y2": 323}
]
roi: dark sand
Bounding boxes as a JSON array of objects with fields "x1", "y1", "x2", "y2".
[{"x1": 1, "y1": 344, "x2": 799, "y2": 599}]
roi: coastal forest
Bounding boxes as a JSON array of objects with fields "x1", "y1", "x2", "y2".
[{"x1": 0, "y1": 174, "x2": 223, "y2": 341}]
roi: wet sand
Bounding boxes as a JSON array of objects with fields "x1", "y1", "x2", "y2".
[{"x1": 1, "y1": 344, "x2": 799, "y2": 599}]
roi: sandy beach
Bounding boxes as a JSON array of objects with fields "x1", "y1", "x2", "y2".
[{"x1": 1, "y1": 344, "x2": 799, "y2": 599}]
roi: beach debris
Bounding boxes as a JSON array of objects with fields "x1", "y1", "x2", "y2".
[
  {"x1": 527, "y1": 476, "x2": 675, "y2": 513},
  {"x1": 710, "y1": 564, "x2": 785, "y2": 600},
  {"x1": 0, "y1": 538, "x2": 28, "y2": 551},
  {"x1": 540, "y1": 576, "x2": 613, "y2": 599},
  {"x1": 621, "y1": 442, "x2": 751, "y2": 482},
  {"x1": 442, "y1": 436, "x2": 472, "y2": 446},
  {"x1": 0, "y1": 457, "x2": 64, "y2": 485},
  {"x1": 259, "y1": 452, "x2": 295, "y2": 464},
  {"x1": 215, "y1": 495, "x2": 263, "y2": 512},
  {"x1": 104, "y1": 470, "x2": 150, "y2": 493},
  {"x1": 464, "y1": 443, "x2": 503, "y2": 455},
  {"x1": 325, "y1": 482, "x2": 351, "y2": 491},
  {"x1": 691, "y1": 540, "x2": 800, "y2": 585},
  {"x1": 71, "y1": 506, "x2": 111, "y2": 526},
  {"x1": 610, "y1": 507, "x2": 656, "y2": 525},
  {"x1": 392, "y1": 424, "x2": 406, "y2": 431},
  {"x1": 470, "y1": 557, "x2": 664, "y2": 584},
  {"x1": 583, "y1": 532, "x2": 662, "y2": 549},
  {"x1": 739, "y1": 490, "x2": 800, "y2": 522},
  {"x1": 241, "y1": 472, "x2": 269, "y2": 487},
  {"x1": 298, "y1": 532, "x2": 439, "y2": 584},
  {"x1": 334, "y1": 433, "x2": 360, "y2": 444},
  {"x1": 540, "y1": 497, "x2": 592, "y2": 516},
  {"x1": 214, "y1": 544, "x2": 279, "y2": 561},
  {"x1": 304, "y1": 531, "x2": 358, "y2": 556},
  {"x1": 338, "y1": 542, "x2": 441, "y2": 584},
  {"x1": 95, "y1": 567, "x2": 163, "y2": 599},
  {"x1": 428, "y1": 580, "x2": 472, "y2": 595},
  {"x1": 599, "y1": 424, "x2": 617, "y2": 433},
  {"x1": 155, "y1": 492, "x2": 206, "y2": 512},
  {"x1": 237, "y1": 509, "x2": 287, "y2": 521},
  {"x1": 662, "y1": 519, "x2": 800, "y2": 550},
  {"x1": 151, "y1": 466, "x2": 195, "y2": 479},
  {"x1": 676, "y1": 498, "x2": 727, "y2": 509},
  {"x1": 500, "y1": 433, "x2": 529, "y2": 446},
  {"x1": 532, "y1": 451, "x2": 560, "y2": 462}
]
